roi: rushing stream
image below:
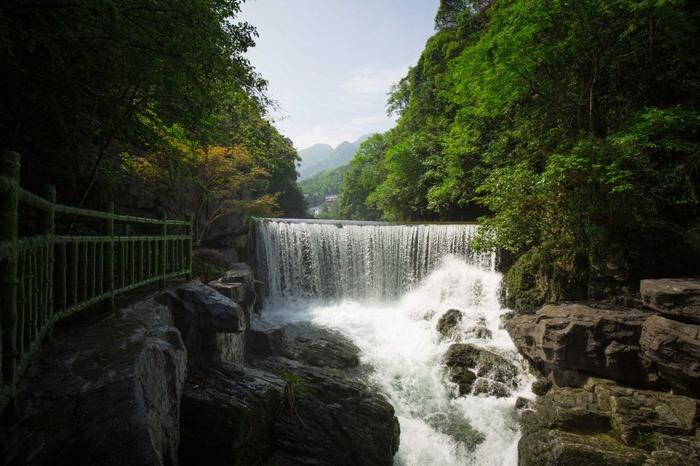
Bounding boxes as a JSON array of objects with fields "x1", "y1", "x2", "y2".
[{"x1": 254, "y1": 219, "x2": 534, "y2": 466}]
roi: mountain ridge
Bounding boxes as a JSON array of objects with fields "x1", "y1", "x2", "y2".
[{"x1": 297, "y1": 134, "x2": 371, "y2": 180}]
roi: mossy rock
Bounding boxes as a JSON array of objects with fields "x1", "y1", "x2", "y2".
[
  {"x1": 436, "y1": 309, "x2": 463, "y2": 338},
  {"x1": 504, "y1": 246, "x2": 588, "y2": 314},
  {"x1": 426, "y1": 410, "x2": 485, "y2": 450},
  {"x1": 472, "y1": 378, "x2": 511, "y2": 398},
  {"x1": 443, "y1": 343, "x2": 519, "y2": 396}
]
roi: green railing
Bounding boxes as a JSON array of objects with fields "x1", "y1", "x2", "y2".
[{"x1": 0, "y1": 152, "x2": 193, "y2": 409}]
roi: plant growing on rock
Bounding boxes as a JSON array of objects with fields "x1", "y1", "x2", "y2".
[{"x1": 279, "y1": 371, "x2": 312, "y2": 425}]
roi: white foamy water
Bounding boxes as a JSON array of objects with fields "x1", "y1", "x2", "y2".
[{"x1": 255, "y1": 220, "x2": 533, "y2": 466}]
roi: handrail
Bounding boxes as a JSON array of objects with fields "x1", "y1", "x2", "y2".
[{"x1": 0, "y1": 151, "x2": 193, "y2": 412}]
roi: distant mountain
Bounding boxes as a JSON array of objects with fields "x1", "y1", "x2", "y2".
[{"x1": 297, "y1": 135, "x2": 371, "y2": 180}]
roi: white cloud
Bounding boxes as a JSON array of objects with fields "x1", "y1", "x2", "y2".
[
  {"x1": 339, "y1": 67, "x2": 408, "y2": 100},
  {"x1": 293, "y1": 113, "x2": 396, "y2": 149},
  {"x1": 287, "y1": 67, "x2": 411, "y2": 148}
]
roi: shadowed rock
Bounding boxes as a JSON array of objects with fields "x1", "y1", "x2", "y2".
[
  {"x1": 640, "y1": 315, "x2": 700, "y2": 397},
  {"x1": 179, "y1": 364, "x2": 284, "y2": 466},
  {"x1": 0, "y1": 301, "x2": 187, "y2": 466},
  {"x1": 641, "y1": 278, "x2": 700, "y2": 324},
  {"x1": 506, "y1": 304, "x2": 654, "y2": 387},
  {"x1": 182, "y1": 315, "x2": 399, "y2": 466},
  {"x1": 156, "y1": 281, "x2": 247, "y2": 366}
]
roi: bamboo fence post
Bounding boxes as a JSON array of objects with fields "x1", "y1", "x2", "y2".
[
  {"x1": 159, "y1": 212, "x2": 167, "y2": 289},
  {"x1": 0, "y1": 151, "x2": 20, "y2": 387},
  {"x1": 104, "y1": 203, "x2": 115, "y2": 314},
  {"x1": 40, "y1": 185, "x2": 55, "y2": 337},
  {"x1": 57, "y1": 243, "x2": 67, "y2": 314},
  {"x1": 186, "y1": 215, "x2": 193, "y2": 280}
]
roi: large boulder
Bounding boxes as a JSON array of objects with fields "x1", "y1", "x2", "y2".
[
  {"x1": 443, "y1": 343, "x2": 519, "y2": 397},
  {"x1": 179, "y1": 364, "x2": 284, "y2": 466},
  {"x1": 257, "y1": 357, "x2": 400, "y2": 466},
  {"x1": 247, "y1": 322, "x2": 399, "y2": 466},
  {"x1": 506, "y1": 304, "x2": 654, "y2": 387},
  {"x1": 0, "y1": 301, "x2": 187, "y2": 466},
  {"x1": 640, "y1": 315, "x2": 700, "y2": 397},
  {"x1": 281, "y1": 322, "x2": 360, "y2": 370},
  {"x1": 518, "y1": 378, "x2": 700, "y2": 466},
  {"x1": 156, "y1": 281, "x2": 247, "y2": 366},
  {"x1": 640, "y1": 278, "x2": 700, "y2": 324},
  {"x1": 184, "y1": 319, "x2": 400, "y2": 466},
  {"x1": 208, "y1": 263, "x2": 258, "y2": 321}
]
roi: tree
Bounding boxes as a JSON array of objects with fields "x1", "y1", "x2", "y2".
[
  {"x1": 434, "y1": 0, "x2": 468, "y2": 30},
  {"x1": 340, "y1": 0, "x2": 700, "y2": 299},
  {"x1": 123, "y1": 119, "x2": 278, "y2": 245},
  {"x1": 339, "y1": 134, "x2": 389, "y2": 220},
  {"x1": 0, "y1": 0, "x2": 264, "y2": 205}
]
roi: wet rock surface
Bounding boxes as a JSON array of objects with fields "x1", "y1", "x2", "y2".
[
  {"x1": 519, "y1": 378, "x2": 700, "y2": 466},
  {"x1": 280, "y1": 322, "x2": 361, "y2": 369},
  {"x1": 255, "y1": 357, "x2": 400, "y2": 466},
  {"x1": 443, "y1": 343, "x2": 519, "y2": 397},
  {"x1": 437, "y1": 309, "x2": 463, "y2": 338},
  {"x1": 0, "y1": 301, "x2": 187, "y2": 466},
  {"x1": 181, "y1": 314, "x2": 398, "y2": 466}
]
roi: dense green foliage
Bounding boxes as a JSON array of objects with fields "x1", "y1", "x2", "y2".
[
  {"x1": 340, "y1": 0, "x2": 700, "y2": 299},
  {"x1": 299, "y1": 165, "x2": 348, "y2": 207},
  {"x1": 0, "y1": 0, "x2": 304, "y2": 217}
]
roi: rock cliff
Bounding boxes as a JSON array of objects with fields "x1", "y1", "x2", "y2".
[{"x1": 508, "y1": 278, "x2": 700, "y2": 465}]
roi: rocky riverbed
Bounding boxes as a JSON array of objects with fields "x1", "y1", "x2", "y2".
[{"x1": 1, "y1": 262, "x2": 698, "y2": 466}]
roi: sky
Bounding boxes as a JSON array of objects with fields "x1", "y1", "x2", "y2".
[{"x1": 239, "y1": 0, "x2": 438, "y2": 150}]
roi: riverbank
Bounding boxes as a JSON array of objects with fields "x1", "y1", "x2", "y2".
[
  {"x1": 0, "y1": 264, "x2": 399, "y2": 466},
  {"x1": 507, "y1": 278, "x2": 700, "y2": 465}
]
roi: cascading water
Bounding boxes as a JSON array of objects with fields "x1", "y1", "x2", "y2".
[
  {"x1": 254, "y1": 218, "x2": 533, "y2": 466},
  {"x1": 255, "y1": 219, "x2": 495, "y2": 299}
]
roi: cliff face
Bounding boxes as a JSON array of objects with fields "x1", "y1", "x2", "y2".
[
  {"x1": 0, "y1": 301, "x2": 188, "y2": 466},
  {"x1": 507, "y1": 278, "x2": 700, "y2": 465}
]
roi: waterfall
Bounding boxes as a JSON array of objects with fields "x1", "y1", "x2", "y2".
[
  {"x1": 254, "y1": 218, "x2": 496, "y2": 300},
  {"x1": 254, "y1": 218, "x2": 530, "y2": 466}
]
